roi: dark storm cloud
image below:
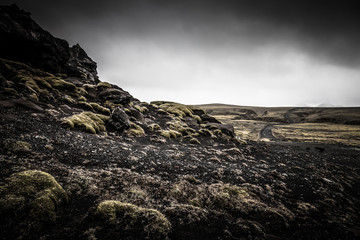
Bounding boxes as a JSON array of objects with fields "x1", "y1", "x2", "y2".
[
  {"x1": 2, "y1": 0, "x2": 360, "y2": 106},
  {"x1": 5, "y1": 0, "x2": 360, "y2": 68}
]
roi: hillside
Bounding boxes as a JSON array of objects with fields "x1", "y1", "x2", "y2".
[{"x1": 1, "y1": 5, "x2": 360, "y2": 240}]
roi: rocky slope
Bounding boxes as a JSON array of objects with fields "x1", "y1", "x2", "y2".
[{"x1": 0, "y1": 4, "x2": 359, "y2": 240}]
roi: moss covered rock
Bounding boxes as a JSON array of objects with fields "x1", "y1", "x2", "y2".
[
  {"x1": 126, "y1": 122, "x2": 145, "y2": 137},
  {"x1": 0, "y1": 170, "x2": 67, "y2": 224},
  {"x1": 160, "y1": 129, "x2": 182, "y2": 139},
  {"x1": 96, "y1": 201, "x2": 171, "y2": 239},
  {"x1": 2, "y1": 139, "x2": 31, "y2": 153},
  {"x1": 151, "y1": 101, "x2": 202, "y2": 122},
  {"x1": 62, "y1": 111, "x2": 109, "y2": 134},
  {"x1": 90, "y1": 102, "x2": 111, "y2": 115}
]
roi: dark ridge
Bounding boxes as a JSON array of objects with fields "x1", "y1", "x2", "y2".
[{"x1": 0, "y1": 4, "x2": 99, "y2": 84}]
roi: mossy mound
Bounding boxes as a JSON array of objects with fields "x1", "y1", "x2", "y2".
[
  {"x1": 148, "y1": 123, "x2": 162, "y2": 132},
  {"x1": 2, "y1": 139, "x2": 31, "y2": 153},
  {"x1": 49, "y1": 78, "x2": 77, "y2": 91},
  {"x1": 96, "y1": 201, "x2": 171, "y2": 239},
  {"x1": 126, "y1": 122, "x2": 145, "y2": 137},
  {"x1": 151, "y1": 101, "x2": 201, "y2": 122},
  {"x1": 90, "y1": 102, "x2": 111, "y2": 115},
  {"x1": 164, "y1": 204, "x2": 209, "y2": 239},
  {"x1": 96, "y1": 81, "x2": 112, "y2": 89},
  {"x1": 0, "y1": 58, "x2": 81, "y2": 102},
  {"x1": 0, "y1": 170, "x2": 67, "y2": 225},
  {"x1": 166, "y1": 120, "x2": 196, "y2": 136},
  {"x1": 62, "y1": 111, "x2": 109, "y2": 134},
  {"x1": 160, "y1": 129, "x2": 182, "y2": 139},
  {"x1": 134, "y1": 104, "x2": 148, "y2": 113},
  {"x1": 78, "y1": 101, "x2": 94, "y2": 111}
]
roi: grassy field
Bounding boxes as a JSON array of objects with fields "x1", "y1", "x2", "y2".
[
  {"x1": 197, "y1": 104, "x2": 360, "y2": 146},
  {"x1": 273, "y1": 123, "x2": 360, "y2": 146}
]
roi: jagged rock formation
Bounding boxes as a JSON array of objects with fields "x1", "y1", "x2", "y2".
[
  {"x1": 0, "y1": 4, "x2": 99, "y2": 84},
  {"x1": 0, "y1": 4, "x2": 359, "y2": 240}
]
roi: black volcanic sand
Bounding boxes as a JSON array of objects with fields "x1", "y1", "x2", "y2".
[{"x1": 1, "y1": 106, "x2": 359, "y2": 240}]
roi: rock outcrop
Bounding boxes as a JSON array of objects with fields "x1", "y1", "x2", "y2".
[{"x1": 0, "y1": 4, "x2": 99, "y2": 84}]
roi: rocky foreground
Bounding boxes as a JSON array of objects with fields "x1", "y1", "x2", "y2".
[{"x1": 1, "y1": 4, "x2": 360, "y2": 240}]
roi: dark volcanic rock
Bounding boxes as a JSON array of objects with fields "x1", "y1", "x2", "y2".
[
  {"x1": 200, "y1": 114, "x2": 222, "y2": 124},
  {"x1": 108, "y1": 107, "x2": 131, "y2": 131},
  {"x1": 98, "y1": 88, "x2": 132, "y2": 104},
  {"x1": 0, "y1": 4, "x2": 99, "y2": 84},
  {"x1": 206, "y1": 123, "x2": 235, "y2": 137},
  {"x1": 68, "y1": 44, "x2": 99, "y2": 83}
]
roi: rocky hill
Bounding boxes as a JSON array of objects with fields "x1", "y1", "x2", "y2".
[{"x1": 1, "y1": 4, "x2": 359, "y2": 240}]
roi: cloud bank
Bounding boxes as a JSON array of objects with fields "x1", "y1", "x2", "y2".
[{"x1": 4, "y1": 0, "x2": 360, "y2": 106}]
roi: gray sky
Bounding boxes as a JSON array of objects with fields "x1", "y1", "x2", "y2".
[{"x1": 4, "y1": 0, "x2": 360, "y2": 106}]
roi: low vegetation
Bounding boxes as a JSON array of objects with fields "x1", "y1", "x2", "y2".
[
  {"x1": 0, "y1": 170, "x2": 67, "y2": 224},
  {"x1": 273, "y1": 123, "x2": 360, "y2": 146},
  {"x1": 96, "y1": 200, "x2": 171, "y2": 239},
  {"x1": 61, "y1": 112, "x2": 109, "y2": 134}
]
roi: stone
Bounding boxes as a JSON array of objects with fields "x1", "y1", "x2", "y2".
[
  {"x1": 108, "y1": 107, "x2": 130, "y2": 131},
  {"x1": 129, "y1": 108, "x2": 145, "y2": 123},
  {"x1": 206, "y1": 123, "x2": 235, "y2": 137},
  {"x1": 98, "y1": 88, "x2": 133, "y2": 104},
  {"x1": 200, "y1": 114, "x2": 222, "y2": 124}
]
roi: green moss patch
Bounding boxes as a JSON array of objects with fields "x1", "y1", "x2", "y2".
[
  {"x1": 89, "y1": 102, "x2": 111, "y2": 115},
  {"x1": 148, "y1": 123, "x2": 162, "y2": 132},
  {"x1": 78, "y1": 101, "x2": 94, "y2": 111},
  {"x1": 189, "y1": 137, "x2": 201, "y2": 144},
  {"x1": 134, "y1": 104, "x2": 148, "y2": 113},
  {"x1": 0, "y1": 170, "x2": 67, "y2": 224},
  {"x1": 49, "y1": 78, "x2": 77, "y2": 92},
  {"x1": 160, "y1": 129, "x2": 182, "y2": 139},
  {"x1": 62, "y1": 112, "x2": 109, "y2": 134},
  {"x1": 96, "y1": 200, "x2": 171, "y2": 239},
  {"x1": 127, "y1": 122, "x2": 145, "y2": 137},
  {"x1": 3, "y1": 139, "x2": 32, "y2": 153},
  {"x1": 63, "y1": 95, "x2": 76, "y2": 104},
  {"x1": 96, "y1": 81, "x2": 112, "y2": 89},
  {"x1": 0, "y1": 58, "x2": 81, "y2": 102},
  {"x1": 152, "y1": 101, "x2": 201, "y2": 122},
  {"x1": 78, "y1": 95, "x2": 87, "y2": 102},
  {"x1": 167, "y1": 120, "x2": 196, "y2": 136}
]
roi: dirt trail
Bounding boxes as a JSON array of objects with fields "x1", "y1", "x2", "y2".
[
  {"x1": 260, "y1": 124, "x2": 277, "y2": 140},
  {"x1": 260, "y1": 108, "x2": 300, "y2": 140}
]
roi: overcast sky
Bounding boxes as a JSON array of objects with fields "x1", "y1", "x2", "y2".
[{"x1": 4, "y1": 0, "x2": 360, "y2": 106}]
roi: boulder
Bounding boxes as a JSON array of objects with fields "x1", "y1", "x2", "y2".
[
  {"x1": 206, "y1": 123, "x2": 235, "y2": 137},
  {"x1": 108, "y1": 107, "x2": 130, "y2": 131},
  {"x1": 98, "y1": 88, "x2": 133, "y2": 104},
  {"x1": 200, "y1": 114, "x2": 222, "y2": 124},
  {"x1": 128, "y1": 109, "x2": 145, "y2": 123}
]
